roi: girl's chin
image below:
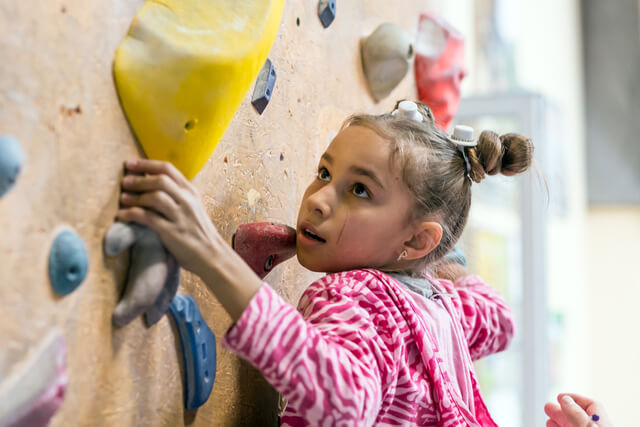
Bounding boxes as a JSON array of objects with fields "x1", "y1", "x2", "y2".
[
  {"x1": 296, "y1": 251, "x2": 366, "y2": 274},
  {"x1": 296, "y1": 251, "x2": 337, "y2": 273},
  {"x1": 298, "y1": 259, "x2": 330, "y2": 273}
]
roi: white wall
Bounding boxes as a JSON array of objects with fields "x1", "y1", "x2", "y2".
[
  {"x1": 587, "y1": 207, "x2": 640, "y2": 426},
  {"x1": 514, "y1": 0, "x2": 591, "y2": 399}
]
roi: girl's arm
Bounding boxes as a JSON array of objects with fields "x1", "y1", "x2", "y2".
[
  {"x1": 436, "y1": 275, "x2": 515, "y2": 360},
  {"x1": 223, "y1": 280, "x2": 388, "y2": 425},
  {"x1": 432, "y1": 250, "x2": 514, "y2": 359}
]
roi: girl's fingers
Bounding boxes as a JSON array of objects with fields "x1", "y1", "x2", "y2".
[
  {"x1": 116, "y1": 206, "x2": 170, "y2": 235},
  {"x1": 124, "y1": 159, "x2": 190, "y2": 187},
  {"x1": 121, "y1": 191, "x2": 178, "y2": 221},
  {"x1": 557, "y1": 395, "x2": 591, "y2": 426},
  {"x1": 122, "y1": 173, "x2": 188, "y2": 206}
]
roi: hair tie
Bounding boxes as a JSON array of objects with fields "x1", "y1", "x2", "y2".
[
  {"x1": 450, "y1": 125, "x2": 477, "y2": 177},
  {"x1": 391, "y1": 100, "x2": 423, "y2": 122}
]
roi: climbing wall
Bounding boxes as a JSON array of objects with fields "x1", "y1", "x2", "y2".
[{"x1": 0, "y1": 0, "x2": 434, "y2": 425}]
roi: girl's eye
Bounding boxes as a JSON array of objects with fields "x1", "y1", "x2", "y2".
[
  {"x1": 352, "y1": 183, "x2": 370, "y2": 199},
  {"x1": 317, "y1": 167, "x2": 331, "y2": 182}
]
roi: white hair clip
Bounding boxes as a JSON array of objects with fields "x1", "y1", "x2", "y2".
[
  {"x1": 451, "y1": 125, "x2": 477, "y2": 176},
  {"x1": 391, "y1": 100, "x2": 423, "y2": 122}
]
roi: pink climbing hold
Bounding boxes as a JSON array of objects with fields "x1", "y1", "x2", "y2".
[
  {"x1": 0, "y1": 331, "x2": 68, "y2": 427},
  {"x1": 414, "y1": 13, "x2": 467, "y2": 131}
]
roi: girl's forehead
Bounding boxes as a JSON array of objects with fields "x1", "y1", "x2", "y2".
[
  {"x1": 325, "y1": 126, "x2": 405, "y2": 182},
  {"x1": 330, "y1": 125, "x2": 390, "y2": 153}
]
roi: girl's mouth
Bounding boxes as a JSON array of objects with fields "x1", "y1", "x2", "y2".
[{"x1": 303, "y1": 228, "x2": 326, "y2": 243}]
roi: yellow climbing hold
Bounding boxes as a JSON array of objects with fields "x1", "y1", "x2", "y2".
[{"x1": 114, "y1": 0, "x2": 285, "y2": 179}]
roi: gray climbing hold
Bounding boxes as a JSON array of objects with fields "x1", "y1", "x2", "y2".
[
  {"x1": 251, "y1": 58, "x2": 276, "y2": 115},
  {"x1": 361, "y1": 23, "x2": 414, "y2": 101},
  {"x1": 317, "y1": 0, "x2": 336, "y2": 28},
  {"x1": 144, "y1": 254, "x2": 181, "y2": 326},
  {"x1": 49, "y1": 229, "x2": 89, "y2": 296},
  {"x1": 0, "y1": 135, "x2": 25, "y2": 198},
  {"x1": 104, "y1": 222, "x2": 181, "y2": 327},
  {"x1": 104, "y1": 222, "x2": 146, "y2": 256}
]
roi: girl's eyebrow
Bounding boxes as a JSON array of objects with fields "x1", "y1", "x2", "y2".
[
  {"x1": 321, "y1": 152, "x2": 385, "y2": 189},
  {"x1": 349, "y1": 166, "x2": 385, "y2": 190}
]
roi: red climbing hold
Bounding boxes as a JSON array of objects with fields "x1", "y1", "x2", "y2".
[
  {"x1": 414, "y1": 13, "x2": 467, "y2": 131},
  {"x1": 232, "y1": 222, "x2": 296, "y2": 279}
]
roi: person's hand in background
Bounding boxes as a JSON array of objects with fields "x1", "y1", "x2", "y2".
[{"x1": 544, "y1": 393, "x2": 612, "y2": 427}]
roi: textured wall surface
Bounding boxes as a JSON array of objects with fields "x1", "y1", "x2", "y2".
[{"x1": 0, "y1": 0, "x2": 432, "y2": 425}]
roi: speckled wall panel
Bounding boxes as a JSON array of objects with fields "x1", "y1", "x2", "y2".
[{"x1": 0, "y1": 1, "x2": 434, "y2": 425}]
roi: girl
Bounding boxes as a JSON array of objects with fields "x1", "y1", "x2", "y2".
[{"x1": 117, "y1": 100, "x2": 533, "y2": 426}]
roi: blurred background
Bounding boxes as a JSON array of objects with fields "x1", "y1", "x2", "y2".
[{"x1": 442, "y1": 0, "x2": 640, "y2": 425}]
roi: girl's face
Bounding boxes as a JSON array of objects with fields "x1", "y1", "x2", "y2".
[{"x1": 296, "y1": 125, "x2": 417, "y2": 273}]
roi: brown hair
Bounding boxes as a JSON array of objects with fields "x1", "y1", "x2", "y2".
[{"x1": 340, "y1": 100, "x2": 534, "y2": 275}]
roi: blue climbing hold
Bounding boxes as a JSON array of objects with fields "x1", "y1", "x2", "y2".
[
  {"x1": 49, "y1": 229, "x2": 89, "y2": 296},
  {"x1": 317, "y1": 0, "x2": 336, "y2": 28},
  {"x1": 251, "y1": 58, "x2": 277, "y2": 115},
  {"x1": 169, "y1": 294, "x2": 217, "y2": 410},
  {"x1": 444, "y1": 246, "x2": 467, "y2": 267},
  {"x1": 0, "y1": 135, "x2": 25, "y2": 198}
]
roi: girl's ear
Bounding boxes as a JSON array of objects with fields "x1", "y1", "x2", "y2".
[{"x1": 403, "y1": 221, "x2": 443, "y2": 260}]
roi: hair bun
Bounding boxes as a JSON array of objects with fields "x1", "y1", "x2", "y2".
[
  {"x1": 467, "y1": 130, "x2": 534, "y2": 183},
  {"x1": 499, "y1": 133, "x2": 534, "y2": 175}
]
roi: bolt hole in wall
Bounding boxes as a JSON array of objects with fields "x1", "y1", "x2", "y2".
[
  {"x1": 264, "y1": 254, "x2": 275, "y2": 271},
  {"x1": 67, "y1": 266, "x2": 78, "y2": 281},
  {"x1": 184, "y1": 119, "x2": 197, "y2": 131}
]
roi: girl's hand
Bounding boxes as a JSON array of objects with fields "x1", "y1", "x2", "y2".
[
  {"x1": 544, "y1": 393, "x2": 612, "y2": 427},
  {"x1": 116, "y1": 159, "x2": 221, "y2": 278},
  {"x1": 116, "y1": 159, "x2": 263, "y2": 321}
]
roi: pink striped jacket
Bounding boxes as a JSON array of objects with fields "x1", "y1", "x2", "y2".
[{"x1": 223, "y1": 269, "x2": 514, "y2": 426}]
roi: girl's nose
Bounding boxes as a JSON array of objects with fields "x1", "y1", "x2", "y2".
[{"x1": 306, "y1": 185, "x2": 334, "y2": 218}]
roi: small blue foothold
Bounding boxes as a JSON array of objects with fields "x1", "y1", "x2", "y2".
[
  {"x1": 0, "y1": 135, "x2": 25, "y2": 198},
  {"x1": 251, "y1": 58, "x2": 277, "y2": 115},
  {"x1": 49, "y1": 229, "x2": 89, "y2": 296},
  {"x1": 444, "y1": 246, "x2": 467, "y2": 267},
  {"x1": 317, "y1": 0, "x2": 336, "y2": 28},
  {"x1": 169, "y1": 294, "x2": 217, "y2": 410}
]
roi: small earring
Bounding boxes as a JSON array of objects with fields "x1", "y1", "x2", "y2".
[{"x1": 396, "y1": 249, "x2": 408, "y2": 261}]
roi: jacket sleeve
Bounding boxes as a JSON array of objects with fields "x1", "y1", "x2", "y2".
[
  {"x1": 222, "y1": 278, "x2": 394, "y2": 426},
  {"x1": 436, "y1": 275, "x2": 515, "y2": 360}
]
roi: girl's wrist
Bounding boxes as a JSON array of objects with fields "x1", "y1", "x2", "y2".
[
  {"x1": 194, "y1": 230, "x2": 231, "y2": 278},
  {"x1": 198, "y1": 234, "x2": 263, "y2": 322}
]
